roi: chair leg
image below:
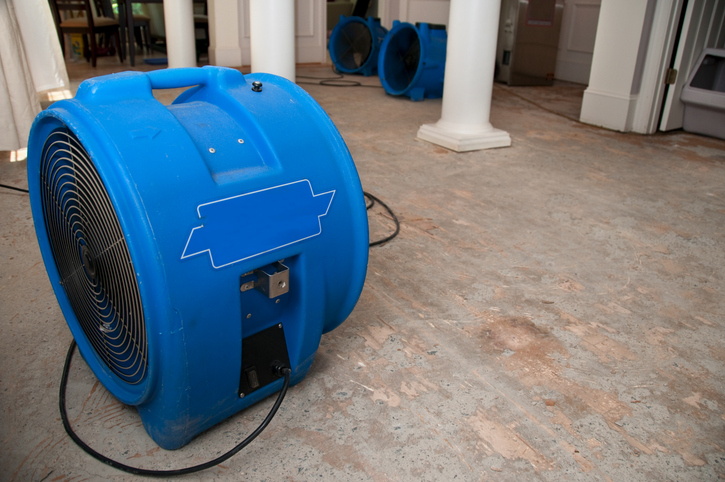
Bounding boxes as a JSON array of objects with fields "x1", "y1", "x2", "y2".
[
  {"x1": 115, "y1": 32, "x2": 123, "y2": 63},
  {"x1": 143, "y1": 26, "x2": 150, "y2": 53},
  {"x1": 82, "y1": 34, "x2": 90, "y2": 62},
  {"x1": 89, "y1": 32, "x2": 98, "y2": 67},
  {"x1": 134, "y1": 27, "x2": 142, "y2": 52},
  {"x1": 139, "y1": 26, "x2": 145, "y2": 53}
]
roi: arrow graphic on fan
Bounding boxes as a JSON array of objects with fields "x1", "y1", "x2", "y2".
[{"x1": 181, "y1": 180, "x2": 335, "y2": 269}]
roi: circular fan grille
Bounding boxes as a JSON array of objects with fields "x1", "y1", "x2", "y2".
[
  {"x1": 383, "y1": 28, "x2": 421, "y2": 92},
  {"x1": 40, "y1": 127, "x2": 147, "y2": 384},
  {"x1": 333, "y1": 21, "x2": 373, "y2": 71}
]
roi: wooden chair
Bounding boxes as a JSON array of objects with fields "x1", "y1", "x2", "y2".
[
  {"x1": 132, "y1": 13, "x2": 153, "y2": 53},
  {"x1": 94, "y1": 0, "x2": 151, "y2": 54},
  {"x1": 48, "y1": 0, "x2": 123, "y2": 67}
]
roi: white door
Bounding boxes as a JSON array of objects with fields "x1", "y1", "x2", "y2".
[
  {"x1": 379, "y1": 0, "x2": 450, "y2": 29},
  {"x1": 238, "y1": 0, "x2": 327, "y2": 66},
  {"x1": 554, "y1": 0, "x2": 600, "y2": 84},
  {"x1": 295, "y1": 0, "x2": 327, "y2": 63},
  {"x1": 659, "y1": 0, "x2": 725, "y2": 131}
]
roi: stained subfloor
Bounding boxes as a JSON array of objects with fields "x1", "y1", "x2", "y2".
[{"x1": 1, "y1": 57, "x2": 724, "y2": 481}]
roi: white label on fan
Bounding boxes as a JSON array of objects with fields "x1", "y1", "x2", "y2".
[{"x1": 180, "y1": 179, "x2": 335, "y2": 269}]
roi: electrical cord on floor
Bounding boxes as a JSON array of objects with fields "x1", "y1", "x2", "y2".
[
  {"x1": 60, "y1": 340, "x2": 292, "y2": 477},
  {"x1": 296, "y1": 67, "x2": 383, "y2": 89},
  {"x1": 364, "y1": 191, "x2": 400, "y2": 247},
  {"x1": 58, "y1": 189, "x2": 397, "y2": 475},
  {"x1": 494, "y1": 83, "x2": 597, "y2": 127},
  {"x1": 364, "y1": 193, "x2": 374, "y2": 210},
  {"x1": 0, "y1": 183, "x2": 29, "y2": 193}
]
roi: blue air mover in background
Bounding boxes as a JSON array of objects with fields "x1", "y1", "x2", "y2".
[
  {"x1": 378, "y1": 21, "x2": 447, "y2": 101},
  {"x1": 27, "y1": 66, "x2": 369, "y2": 450},
  {"x1": 329, "y1": 16, "x2": 387, "y2": 76}
]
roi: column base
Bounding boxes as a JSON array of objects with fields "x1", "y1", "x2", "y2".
[{"x1": 417, "y1": 123, "x2": 511, "y2": 152}]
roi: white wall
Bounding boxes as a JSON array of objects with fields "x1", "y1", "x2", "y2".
[
  {"x1": 209, "y1": 0, "x2": 326, "y2": 67},
  {"x1": 295, "y1": 0, "x2": 326, "y2": 63},
  {"x1": 379, "y1": 0, "x2": 450, "y2": 29},
  {"x1": 554, "y1": 0, "x2": 600, "y2": 84}
]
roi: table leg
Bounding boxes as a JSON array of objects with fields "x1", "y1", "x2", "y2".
[
  {"x1": 118, "y1": 1, "x2": 127, "y2": 62},
  {"x1": 127, "y1": 0, "x2": 136, "y2": 66}
]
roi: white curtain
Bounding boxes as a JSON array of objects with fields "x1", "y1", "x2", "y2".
[{"x1": 0, "y1": 0, "x2": 70, "y2": 151}]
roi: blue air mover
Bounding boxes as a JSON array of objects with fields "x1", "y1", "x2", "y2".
[
  {"x1": 378, "y1": 21, "x2": 447, "y2": 101},
  {"x1": 329, "y1": 16, "x2": 388, "y2": 76},
  {"x1": 27, "y1": 66, "x2": 369, "y2": 450}
]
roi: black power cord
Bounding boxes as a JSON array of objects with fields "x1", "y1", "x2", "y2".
[
  {"x1": 58, "y1": 189, "x2": 398, "y2": 476},
  {"x1": 0, "y1": 183, "x2": 29, "y2": 193},
  {"x1": 296, "y1": 67, "x2": 383, "y2": 89},
  {"x1": 364, "y1": 191, "x2": 400, "y2": 247},
  {"x1": 60, "y1": 340, "x2": 292, "y2": 477}
]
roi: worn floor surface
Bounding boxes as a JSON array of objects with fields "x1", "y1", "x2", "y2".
[{"x1": 1, "y1": 57, "x2": 724, "y2": 481}]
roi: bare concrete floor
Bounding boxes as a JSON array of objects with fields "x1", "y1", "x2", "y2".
[{"x1": 1, "y1": 57, "x2": 724, "y2": 481}]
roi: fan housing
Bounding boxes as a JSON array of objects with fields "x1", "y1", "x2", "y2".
[
  {"x1": 378, "y1": 22, "x2": 448, "y2": 101},
  {"x1": 329, "y1": 16, "x2": 388, "y2": 76},
  {"x1": 28, "y1": 67, "x2": 369, "y2": 450}
]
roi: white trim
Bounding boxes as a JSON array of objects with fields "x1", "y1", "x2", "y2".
[
  {"x1": 579, "y1": 0, "x2": 682, "y2": 133},
  {"x1": 580, "y1": 88, "x2": 638, "y2": 131},
  {"x1": 659, "y1": 0, "x2": 725, "y2": 131},
  {"x1": 631, "y1": 0, "x2": 681, "y2": 134}
]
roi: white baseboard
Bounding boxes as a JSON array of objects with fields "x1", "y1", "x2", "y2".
[{"x1": 580, "y1": 88, "x2": 638, "y2": 132}]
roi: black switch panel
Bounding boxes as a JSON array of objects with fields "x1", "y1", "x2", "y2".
[
  {"x1": 245, "y1": 367, "x2": 260, "y2": 390},
  {"x1": 239, "y1": 324, "x2": 291, "y2": 398}
]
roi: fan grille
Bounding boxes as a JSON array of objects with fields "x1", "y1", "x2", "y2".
[
  {"x1": 40, "y1": 128, "x2": 147, "y2": 384},
  {"x1": 333, "y1": 21, "x2": 373, "y2": 70},
  {"x1": 383, "y1": 28, "x2": 421, "y2": 92}
]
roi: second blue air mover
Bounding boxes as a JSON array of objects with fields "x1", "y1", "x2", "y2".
[
  {"x1": 329, "y1": 16, "x2": 388, "y2": 76},
  {"x1": 379, "y1": 21, "x2": 447, "y2": 101},
  {"x1": 26, "y1": 66, "x2": 369, "y2": 450}
]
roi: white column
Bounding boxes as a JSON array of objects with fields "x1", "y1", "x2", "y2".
[
  {"x1": 208, "y1": 0, "x2": 243, "y2": 67},
  {"x1": 163, "y1": 0, "x2": 197, "y2": 68},
  {"x1": 249, "y1": 0, "x2": 296, "y2": 82},
  {"x1": 579, "y1": 0, "x2": 650, "y2": 131},
  {"x1": 417, "y1": 0, "x2": 511, "y2": 152}
]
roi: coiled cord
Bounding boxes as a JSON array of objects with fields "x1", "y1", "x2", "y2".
[
  {"x1": 364, "y1": 191, "x2": 400, "y2": 246},
  {"x1": 60, "y1": 340, "x2": 292, "y2": 477}
]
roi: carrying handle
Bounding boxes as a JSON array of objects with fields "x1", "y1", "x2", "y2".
[
  {"x1": 146, "y1": 68, "x2": 212, "y2": 90},
  {"x1": 74, "y1": 67, "x2": 244, "y2": 104}
]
